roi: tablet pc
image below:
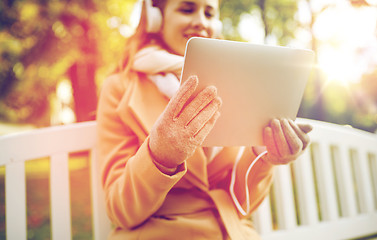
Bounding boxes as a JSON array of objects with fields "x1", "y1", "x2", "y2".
[{"x1": 180, "y1": 37, "x2": 315, "y2": 146}]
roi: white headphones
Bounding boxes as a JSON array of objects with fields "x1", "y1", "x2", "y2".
[
  {"x1": 142, "y1": 0, "x2": 223, "y2": 37},
  {"x1": 144, "y1": 0, "x2": 163, "y2": 33}
]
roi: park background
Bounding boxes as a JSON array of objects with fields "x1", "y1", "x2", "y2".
[{"x1": 0, "y1": 0, "x2": 377, "y2": 239}]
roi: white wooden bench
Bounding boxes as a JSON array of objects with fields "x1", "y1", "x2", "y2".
[
  {"x1": 0, "y1": 121, "x2": 111, "y2": 240},
  {"x1": 253, "y1": 119, "x2": 377, "y2": 240},
  {"x1": 0, "y1": 119, "x2": 376, "y2": 239}
]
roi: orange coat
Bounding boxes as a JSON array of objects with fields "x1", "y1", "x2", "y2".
[{"x1": 97, "y1": 71, "x2": 275, "y2": 240}]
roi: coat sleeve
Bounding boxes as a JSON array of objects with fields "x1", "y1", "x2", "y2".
[{"x1": 97, "y1": 75, "x2": 187, "y2": 229}]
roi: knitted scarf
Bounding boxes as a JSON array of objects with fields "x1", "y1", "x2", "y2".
[{"x1": 133, "y1": 44, "x2": 183, "y2": 99}]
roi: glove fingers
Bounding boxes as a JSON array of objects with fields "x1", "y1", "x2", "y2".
[
  {"x1": 271, "y1": 119, "x2": 290, "y2": 157},
  {"x1": 281, "y1": 119, "x2": 303, "y2": 155},
  {"x1": 298, "y1": 123, "x2": 313, "y2": 134},
  {"x1": 289, "y1": 120, "x2": 311, "y2": 150},
  {"x1": 169, "y1": 75, "x2": 199, "y2": 120},
  {"x1": 180, "y1": 85, "x2": 217, "y2": 124},
  {"x1": 187, "y1": 96, "x2": 222, "y2": 134},
  {"x1": 193, "y1": 111, "x2": 221, "y2": 143},
  {"x1": 263, "y1": 126, "x2": 279, "y2": 157}
]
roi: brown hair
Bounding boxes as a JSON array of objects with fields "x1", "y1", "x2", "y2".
[{"x1": 117, "y1": 0, "x2": 167, "y2": 75}]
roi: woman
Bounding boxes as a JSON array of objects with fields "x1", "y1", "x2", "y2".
[{"x1": 97, "y1": 0, "x2": 312, "y2": 239}]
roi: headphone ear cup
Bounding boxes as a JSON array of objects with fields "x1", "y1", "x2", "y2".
[{"x1": 145, "y1": 0, "x2": 162, "y2": 33}]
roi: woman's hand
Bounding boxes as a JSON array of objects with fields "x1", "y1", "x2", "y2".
[
  {"x1": 253, "y1": 118, "x2": 313, "y2": 165},
  {"x1": 149, "y1": 76, "x2": 222, "y2": 169}
]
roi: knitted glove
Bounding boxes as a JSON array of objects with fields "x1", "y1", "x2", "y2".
[
  {"x1": 253, "y1": 118, "x2": 313, "y2": 165},
  {"x1": 149, "y1": 76, "x2": 222, "y2": 169}
]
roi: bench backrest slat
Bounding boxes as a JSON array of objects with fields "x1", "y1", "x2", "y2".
[
  {"x1": 273, "y1": 165, "x2": 297, "y2": 229},
  {"x1": 352, "y1": 148, "x2": 375, "y2": 213},
  {"x1": 371, "y1": 154, "x2": 377, "y2": 208},
  {"x1": 312, "y1": 142, "x2": 339, "y2": 221},
  {"x1": 5, "y1": 161, "x2": 27, "y2": 240},
  {"x1": 292, "y1": 149, "x2": 319, "y2": 225},
  {"x1": 253, "y1": 195, "x2": 273, "y2": 234},
  {"x1": 333, "y1": 145, "x2": 358, "y2": 217},
  {"x1": 90, "y1": 147, "x2": 112, "y2": 240},
  {"x1": 50, "y1": 153, "x2": 72, "y2": 240}
]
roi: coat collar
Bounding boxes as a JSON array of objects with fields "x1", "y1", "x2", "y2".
[{"x1": 116, "y1": 73, "x2": 209, "y2": 190}]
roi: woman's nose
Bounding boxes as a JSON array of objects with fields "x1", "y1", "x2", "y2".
[{"x1": 191, "y1": 12, "x2": 208, "y2": 30}]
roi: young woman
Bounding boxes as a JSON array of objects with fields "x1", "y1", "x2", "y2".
[{"x1": 97, "y1": 0, "x2": 312, "y2": 239}]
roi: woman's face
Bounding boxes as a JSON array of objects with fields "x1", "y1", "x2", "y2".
[{"x1": 161, "y1": 0, "x2": 219, "y2": 56}]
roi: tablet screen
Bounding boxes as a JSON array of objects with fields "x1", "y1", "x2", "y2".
[{"x1": 181, "y1": 37, "x2": 315, "y2": 146}]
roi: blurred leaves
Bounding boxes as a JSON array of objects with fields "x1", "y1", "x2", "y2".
[
  {"x1": 220, "y1": 0, "x2": 299, "y2": 44},
  {"x1": 0, "y1": 0, "x2": 299, "y2": 125},
  {"x1": 0, "y1": 0, "x2": 376, "y2": 132},
  {"x1": 0, "y1": 0, "x2": 133, "y2": 125}
]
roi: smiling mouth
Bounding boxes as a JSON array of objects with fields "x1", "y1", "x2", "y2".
[{"x1": 184, "y1": 34, "x2": 208, "y2": 39}]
